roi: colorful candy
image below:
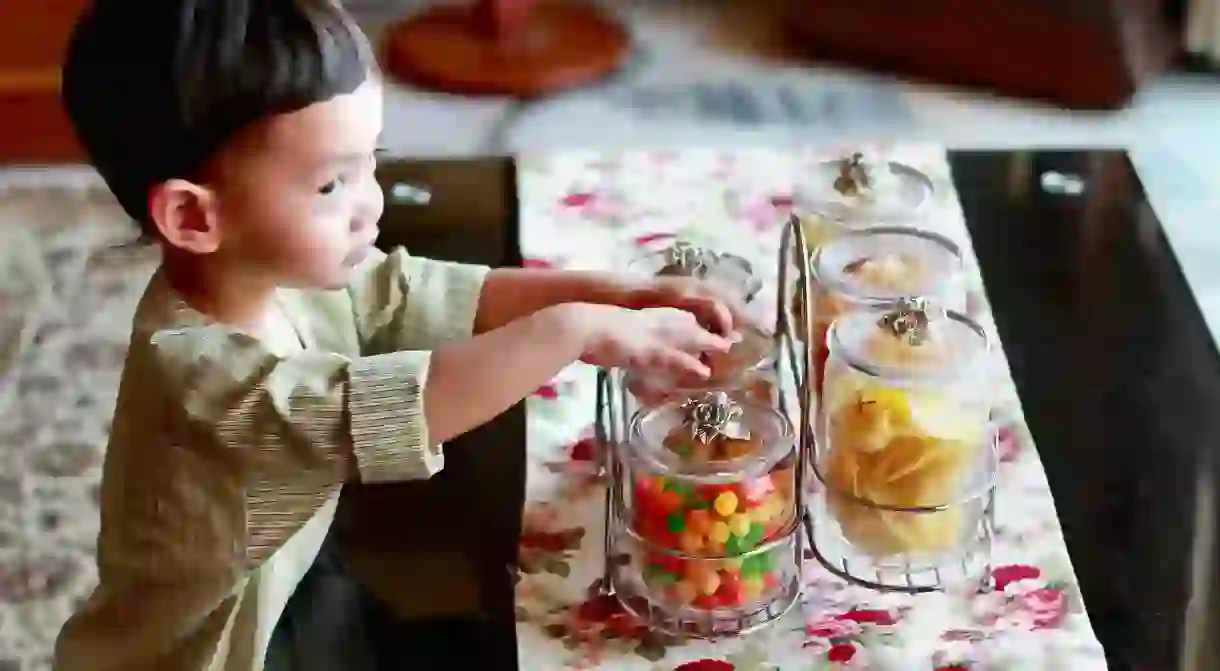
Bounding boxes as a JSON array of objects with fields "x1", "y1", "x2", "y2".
[
  {"x1": 631, "y1": 473, "x2": 792, "y2": 557},
  {"x1": 632, "y1": 470, "x2": 795, "y2": 611},
  {"x1": 641, "y1": 544, "x2": 788, "y2": 610}
]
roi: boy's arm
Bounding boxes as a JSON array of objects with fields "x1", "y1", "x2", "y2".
[
  {"x1": 149, "y1": 303, "x2": 595, "y2": 483},
  {"x1": 472, "y1": 268, "x2": 638, "y2": 333},
  {"x1": 348, "y1": 247, "x2": 639, "y2": 353}
]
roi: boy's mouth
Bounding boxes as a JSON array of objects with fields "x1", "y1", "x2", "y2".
[{"x1": 344, "y1": 244, "x2": 373, "y2": 266}]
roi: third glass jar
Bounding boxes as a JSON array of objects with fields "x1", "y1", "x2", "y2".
[{"x1": 813, "y1": 300, "x2": 996, "y2": 571}]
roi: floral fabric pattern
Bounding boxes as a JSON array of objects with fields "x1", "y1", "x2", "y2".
[{"x1": 514, "y1": 146, "x2": 1108, "y2": 669}]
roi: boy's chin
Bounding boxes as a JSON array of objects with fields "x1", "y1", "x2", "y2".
[{"x1": 285, "y1": 266, "x2": 357, "y2": 291}]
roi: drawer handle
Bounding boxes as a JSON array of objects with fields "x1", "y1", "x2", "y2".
[
  {"x1": 1040, "y1": 171, "x2": 1086, "y2": 196},
  {"x1": 388, "y1": 181, "x2": 432, "y2": 205}
]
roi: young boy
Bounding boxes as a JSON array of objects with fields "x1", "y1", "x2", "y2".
[{"x1": 54, "y1": 1, "x2": 745, "y2": 669}]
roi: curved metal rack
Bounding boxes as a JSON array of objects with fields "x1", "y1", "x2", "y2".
[{"x1": 593, "y1": 213, "x2": 996, "y2": 640}]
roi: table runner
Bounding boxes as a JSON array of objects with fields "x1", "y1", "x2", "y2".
[{"x1": 513, "y1": 145, "x2": 1108, "y2": 670}]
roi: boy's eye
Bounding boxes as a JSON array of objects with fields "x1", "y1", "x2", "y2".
[{"x1": 318, "y1": 179, "x2": 341, "y2": 195}]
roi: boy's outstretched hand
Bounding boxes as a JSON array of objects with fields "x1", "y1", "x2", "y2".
[{"x1": 576, "y1": 304, "x2": 736, "y2": 381}]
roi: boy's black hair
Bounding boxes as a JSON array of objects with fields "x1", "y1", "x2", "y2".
[{"x1": 62, "y1": 0, "x2": 374, "y2": 231}]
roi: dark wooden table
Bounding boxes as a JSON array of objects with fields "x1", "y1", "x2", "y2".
[
  {"x1": 952, "y1": 151, "x2": 1217, "y2": 671},
  {"x1": 291, "y1": 152, "x2": 1215, "y2": 670}
]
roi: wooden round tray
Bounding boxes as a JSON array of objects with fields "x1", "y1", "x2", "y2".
[{"x1": 383, "y1": 3, "x2": 630, "y2": 97}]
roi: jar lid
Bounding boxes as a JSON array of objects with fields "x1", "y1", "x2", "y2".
[
  {"x1": 829, "y1": 298, "x2": 987, "y2": 384},
  {"x1": 626, "y1": 321, "x2": 774, "y2": 399},
  {"x1": 628, "y1": 391, "x2": 794, "y2": 481},
  {"x1": 811, "y1": 226, "x2": 962, "y2": 307},
  {"x1": 626, "y1": 238, "x2": 763, "y2": 303},
  {"x1": 793, "y1": 152, "x2": 933, "y2": 224}
]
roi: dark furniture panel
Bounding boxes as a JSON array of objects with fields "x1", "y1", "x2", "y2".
[
  {"x1": 333, "y1": 158, "x2": 522, "y2": 668},
  {"x1": 952, "y1": 150, "x2": 1218, "y2": 670},
  {"x1": 788, "y1": 0, "x2": 1174, "y2": 109}
]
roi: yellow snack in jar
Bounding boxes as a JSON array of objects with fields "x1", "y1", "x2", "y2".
[
  {"x1": 823, "y1": 388, "x2": 977, "y2": 557},
  {"x1": 829, "y1": 387, "x2": 912, "y2": 454},
  {"x1": 830, "y1": 498, "x2": 963, "y2": 557},
  {"x1": 870, "y1": 435, "x2": 972, "y2": 507}
]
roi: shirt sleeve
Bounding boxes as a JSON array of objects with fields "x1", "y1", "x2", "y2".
[
  {"x1": 346, "y1": 247, "x2": 490, "y2": 355},
  {"x1": 147, "y1": 323, "x2": 442, "y2": 484}
]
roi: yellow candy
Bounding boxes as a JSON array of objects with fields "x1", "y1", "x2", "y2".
[
  {"x1": 740, "y1": 574, "x2": 764, "y2": 601},
  {"x1": 714, "y1": 491, "x2": 739, "y2": 517},
  {"x1": 708, "y1": 521, "x2": 731, "y2": 544},
  {"x1": 750, "y1": 503, "x2": 773, "y2": 523},
  {"x1": 720, "y1": 557, "x2": 744, "y2": 571},
  {"x1": 701, "y1": 571, "x2": 721, "y2": 596},
  {"x1": 678, "y1": 532, "x2": 705, "y2": 554},
  {"x1": 728, "y1": 513, "x2": 752, "y2": 537},
  {"x1": 672, "y1": 580, "x2": 698, "y2": 604}
]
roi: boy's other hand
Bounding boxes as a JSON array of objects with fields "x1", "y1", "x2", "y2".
[
  {"x1": 625, "y1": 276, "x2": 757, "y2": 338},
  {"x1": 572, "y1": 304, "x2": 734, "y2": 380}
]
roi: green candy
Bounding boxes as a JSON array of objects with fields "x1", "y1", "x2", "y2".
[
  {"x1": 723, "y1": 535, "x2": 745, "y2": 556},
  {"x1": 666, "y1": 511, "x2": 686, "y2": 534},
  {"x1": 727, "y1": 524, "x2": 766, "y2": 557},
  {"x1": 740, "y1": 549, "x2": 776, "y2": 577},
  {"x1": 753, "y1": 549, "x2": 775, "y2": 573}
]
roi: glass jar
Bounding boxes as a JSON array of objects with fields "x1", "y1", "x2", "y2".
[
  {"x1": 812, "y1": 300, "x2": 996, "y2": 573},
  {"x1": 620, "y1": 391, "x2": 798, "y2": 558},
  {"x1": 792, "y1": 152, "x2": 935, "y2": 251},
  {"x1": 793, "y1": 226, "x2": 966, "y2": 394},
  {"x1": 609, "y1": 515, "x2": 802, "y2": 629},
  {"x1": 620, "y1": 238, "x2": 777, "y2": 410},
  {"x1": 623, "y1": 322, "x2": 776, "y2": 410}
]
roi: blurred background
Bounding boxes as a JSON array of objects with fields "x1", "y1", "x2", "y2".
[
  {"x1": 2, "y1": 0, "x2": 1218, "y2": 231},
  {"x1": 2, "y1": 0, "x2": 1219, "y2": 160}
]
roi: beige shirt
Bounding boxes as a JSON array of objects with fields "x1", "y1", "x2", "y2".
[{"x1": 54, "y1": 248, "x2": 490, "y2": 671}]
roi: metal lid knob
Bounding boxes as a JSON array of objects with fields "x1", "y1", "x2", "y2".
[
  {"x1": 878, "y1": 296, "x2": 934, "y2": 346},
  {"x1": 680, "y1": 391, "x2": 747, "y2": 443}
]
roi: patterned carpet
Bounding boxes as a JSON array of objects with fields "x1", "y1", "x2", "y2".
[{"x1": 0, "y1": 180, "x2": 158, "y2": 670}]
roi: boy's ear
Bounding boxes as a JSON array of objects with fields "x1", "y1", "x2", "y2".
[{"x1": 148, "y1": 179, "x2": 221, "y2": 254}]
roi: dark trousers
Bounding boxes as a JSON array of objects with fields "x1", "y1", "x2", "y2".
[{"x1": 264, "y1": 529, "x2": 508, "y2": 670}]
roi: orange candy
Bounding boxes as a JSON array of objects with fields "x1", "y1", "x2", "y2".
[{"x1": 686, "y1": 509, "x2": 711, "y2": 535}]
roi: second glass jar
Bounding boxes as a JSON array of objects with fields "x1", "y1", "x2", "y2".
[{"x1": 620, "y1": 391, "x2": 798, "y2": 558}]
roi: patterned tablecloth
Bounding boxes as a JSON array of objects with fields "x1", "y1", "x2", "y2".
[{"x1": 512, "y1": 145, "x2": 1109, "y2": 670}]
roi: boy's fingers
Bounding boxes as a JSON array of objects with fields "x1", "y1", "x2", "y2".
[
  {"x1": 693, "y1": 297, "x2": 735, "y2": 337},
  {"x1": 665, "y1": 349, "x2": 712, "y2": 379},
  {"x1": 691, "y1": 326, "x2": 734, "y2": 352}
]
